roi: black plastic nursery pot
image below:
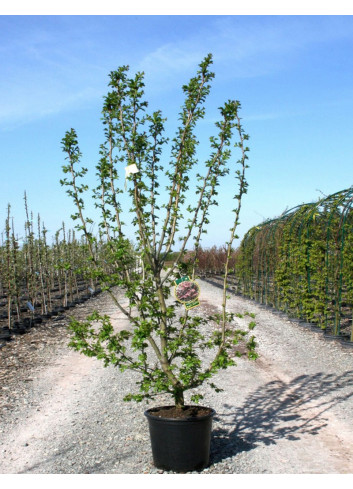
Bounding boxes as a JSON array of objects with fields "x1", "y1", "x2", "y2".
[
  {"x1": 323, "y1": 332, "x2": 342, "y2": 341},
  {"x1": 310, "y1": 324, "x2": 325, "y2": 333},
  {"x1": 340, "y1": 337, "x2": 353, "y2": 348},
  {"x1": 144, "y1": 405, "x2": 215, "y2": 473},
  {"x1": 0, "y1": 327, "x2": 12, "y2": 341},
  {"x1": 274, "y1": 311, "x2": 288, "y2": 318},
  {"x1": 299, "y1": 322, "x2": 313, "y2": 329},
  {"x1": 12, "y1": 323, "x2": 27, "y2": 335}
]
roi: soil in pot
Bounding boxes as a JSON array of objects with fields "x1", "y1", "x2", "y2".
[
  {"x1": 145, "y1": 405, "x2": 215, "y2": 473},
  {"x1": 150, "y1": 405, "x2": 212, "y2": 419}
]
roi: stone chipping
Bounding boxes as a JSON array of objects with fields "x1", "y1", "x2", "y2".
[{"x1": 0, "y1": 280, "x2": 353, "y2": 474}]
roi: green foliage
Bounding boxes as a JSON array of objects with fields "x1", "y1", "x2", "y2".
[
  {"x1": 234, "y1": 188, "x2": 353, "y2": 337},
  {"x1": 61, "y1": 54, "x2": 256, "y2": 408}
]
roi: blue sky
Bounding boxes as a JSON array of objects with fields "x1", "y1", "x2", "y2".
[{"x1": 1, "y1": 11, "x2": 353, "y2": 249}]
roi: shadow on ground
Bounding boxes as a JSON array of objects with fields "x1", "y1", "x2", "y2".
[{"x1": 210, "y1": 370, "x2": 353, "y2": 465}]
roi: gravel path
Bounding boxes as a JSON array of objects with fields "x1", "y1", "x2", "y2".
[{"x1": 0, "y1": 279, "x2": 353, "y2": 474}]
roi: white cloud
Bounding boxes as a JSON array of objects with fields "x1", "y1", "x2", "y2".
[
  {"x1": 139, "y1": 16, "x2": 353, "y2": 84},
  {"x1": 139, "y1": 45, "x2": 204, "y2": 74},
  {"x1": 0, "y1": 86, "x2": 100, "y2": 131},
  {"x1": 2, "y1": 15, "x2": 353, "y2": 129}
]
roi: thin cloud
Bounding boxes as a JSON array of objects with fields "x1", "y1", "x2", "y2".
[
  {"x1": 0, "y1": 87, "x2": 101, "y2": 131},
  {"x1": 2, "y1": 15, "x2": 353, "y2": 129},
  {"x1": 139, "y1": 16, "x2": 353, "y2": 83},
  {"x1": 139, "y1": 44, "x2": 205, "y2": 76},
  {"x1": 0, "y1": 17, "x2": 111, "y2": 129}
]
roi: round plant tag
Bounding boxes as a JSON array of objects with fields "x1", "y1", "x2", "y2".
[{"x1": 174, "y1": 276, "x2": 200, "y2": 310}]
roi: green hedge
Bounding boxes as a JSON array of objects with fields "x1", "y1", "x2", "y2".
[{"x1": 234, "y1": 188, "x2": 353, "y2": 340}]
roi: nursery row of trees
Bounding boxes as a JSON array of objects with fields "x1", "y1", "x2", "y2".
[
  {"x1": 0, "y1": 194, "x2": 139, "y2": 330},
  {"x1": 232, "y1": 187, "x2": 353, "y2": 340},
  {"x1": 182, "y1": 245, "x2": 239, "y2": 275},
  {"x1": 4, "y1": 185, "x2": 353, "y2": 342}
]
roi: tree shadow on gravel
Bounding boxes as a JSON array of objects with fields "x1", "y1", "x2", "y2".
[
  {"x1": 18, "y1": 443, "x2": 140, "y2": 474},
  {"x1": 210, "y1": 370, "x2": 353, "y2": 465},
  {"x1": 17, "y1": 446, "x2": 75, "y2": 474}
]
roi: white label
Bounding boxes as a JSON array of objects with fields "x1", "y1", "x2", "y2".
[
  {"x1": 125, "y1": 164, "x2": 139, "y2": 177},
  {"x1": 27, "y1": 301, "x2": 35, "y2": 311}
]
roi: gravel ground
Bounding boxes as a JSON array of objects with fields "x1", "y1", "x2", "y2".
[{"x1": 0, "y1": 279, "x2": 353, "y2": 474}]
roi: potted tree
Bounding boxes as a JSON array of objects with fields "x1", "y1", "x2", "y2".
[{"x1": 60, "y1": 54, "x2": 257, "y2": 473}]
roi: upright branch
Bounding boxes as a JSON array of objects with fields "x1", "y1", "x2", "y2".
[
  {"x1": 5, "y1": 205, "x2": 12, "y2": 328},
  {"x1": 161, "y1": 99, "x2": 243, "y2": 286},
  {"x1": 220, "y1": 105, "x2": 250, "y2": 339},
  {"x1": 61, "y1": 130, "x2": 143, "y2": 322},
  {"x1": 158, "y1": 54, "x2": 215, "y2": 262}
]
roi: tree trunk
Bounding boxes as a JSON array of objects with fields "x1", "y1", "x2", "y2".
[{"x1": 173, "y1": 388, "x2": 185, "y2": 408}]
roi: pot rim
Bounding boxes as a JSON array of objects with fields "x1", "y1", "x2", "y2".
[{"x1": 144, "y1": 405, "x2": 215, "y2": 422}]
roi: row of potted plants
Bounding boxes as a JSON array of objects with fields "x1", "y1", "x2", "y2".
[
  {"x1": 0, "y1": 197, "x2": 140, "y2": 333},
  {"x1": 0, "y1": 286, "x2": 101, "y2": 343},
  {"x1": 232, "y1": 188, "x2": 353, "y2": 343},
  {"x1": 189, "y1": 188, "x2": 353, "y2": 344},
  {"x1": 201, "y1": 272, "x2": 353, "y2": 349}
]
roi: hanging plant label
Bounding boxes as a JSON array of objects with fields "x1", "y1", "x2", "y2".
[
  {"x1": 125, "y1": 164, "x2": 140, "y2": 190},
  {"x1": 174, "y1": 276, "x2": 200, "y2": 310},
  {"x1": 88, "y1": 287, "x2": 94, "y2": 294},
  {"x1": 26, "y1": 301, "x2": 35, "y2": 312},
  {"x1": 125, "y1": 164, "x2": 139, "y2": 177}
]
